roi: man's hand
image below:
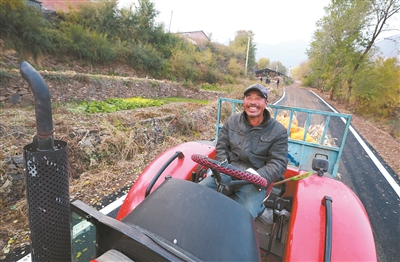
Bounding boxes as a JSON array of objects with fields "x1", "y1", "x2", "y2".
[{"x1": 246, "y1": 168, "x2": 260, "y2": 176}]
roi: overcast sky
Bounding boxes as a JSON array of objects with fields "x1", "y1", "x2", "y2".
[
  {"x1": 119, "y1": 0, "x2": 399, "y2": 63},
  {"x1": 120, "y1": 0, "x2": 332, "y2": 45}
]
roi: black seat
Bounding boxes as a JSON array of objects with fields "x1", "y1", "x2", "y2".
[{"x1": 122, "y1": 178, "x2": 260, "y2": 261}]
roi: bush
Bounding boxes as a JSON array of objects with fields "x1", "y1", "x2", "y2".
[
  {"x1": 61, "y1": 24, "x2": 115, "y2": 63},
  {"x1": 224, "y1": 74, "x2": 236, "y2": 84},
  {"x1": 124, "y1": 42, "x2": 165, "y2": 73},
  {"x1": 0, "y1": 0, "x2": 55, "y2": 58},
  {"x1": 353, "y1": 57, "x2": 399, "y2": 118}
]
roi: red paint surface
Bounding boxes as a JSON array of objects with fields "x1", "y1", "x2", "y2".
[
  {"x1": 117, "y1": 144, "x2": 376, "y2": 261},
  {"x1": 284, "y1": 175, "x2": 377, "y2": 261},
  {"x1": 116, "y1": 141, "x2": 216, "y2": 220}
]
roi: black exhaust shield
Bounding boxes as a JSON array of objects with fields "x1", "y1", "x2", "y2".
[{"x1": 21, "y1": 61, "x2": 71, "y2": 261}]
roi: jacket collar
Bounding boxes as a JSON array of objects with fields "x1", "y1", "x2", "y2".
[{"x1": 242, "y1": 109, "x2": 271, "y2": 127}]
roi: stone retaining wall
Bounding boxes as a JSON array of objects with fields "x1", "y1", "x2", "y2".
[
  {"x1": 0, "y1": 70, "x2": 226, "y2": 107},
  {"x1": 0, "y1": 47, "x2": 227, "y2": 106}
]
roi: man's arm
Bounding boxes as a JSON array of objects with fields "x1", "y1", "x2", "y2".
[{"x1": 215, "y1": 120, "x2": 230, "y2": 162}]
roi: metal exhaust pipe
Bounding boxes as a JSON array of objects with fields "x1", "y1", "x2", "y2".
[
  {"x1": 21, "y1": 61, "x2": 71, "y2": 261},
  {"x1": 20, "y1": 61, "x2": 54, "y2": 151}
]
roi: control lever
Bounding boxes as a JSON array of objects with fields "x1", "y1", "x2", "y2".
[{"x1": 274, "y1": 208, "x2": 291, "y2": 242}]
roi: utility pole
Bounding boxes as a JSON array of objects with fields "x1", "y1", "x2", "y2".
[
  {"x1": 168, "y1": 10, "x2": 173, "y2": 32},
  {"x1": 245, "y1": 36, "x2": 250, "y2": 75}
]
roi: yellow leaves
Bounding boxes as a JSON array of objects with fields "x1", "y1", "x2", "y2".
[{"x1": 3, "y1": 238, "x2": 15, "y2": 254}]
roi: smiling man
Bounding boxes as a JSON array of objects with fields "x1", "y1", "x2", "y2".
[{"x1": 200, "y1": 83, "x2": 288, "y2": 218}]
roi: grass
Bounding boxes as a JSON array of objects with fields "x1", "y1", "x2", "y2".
[
  {"x1": 0, "y1": 100, "x2": 219, "y2": 255},
  {"x1": 201, "y1": 83, "x2": 220, "y2": 91},
  {"x1": 54, "y1": 97, "x2": 209, "y2": 114},
  {"x1": 0, "y1": 70, "x2": 14, "y2": 85},
  {"x1": 44, "y1": 73, "x2": 68, "y2": 85}
]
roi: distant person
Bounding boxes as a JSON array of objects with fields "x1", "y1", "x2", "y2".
[
  {"x1": 260, "y1": 77, "x2": 263, "y2": 82},
  {"x1": 277, "y1": 78, "x2": 280, "y2": 88}
]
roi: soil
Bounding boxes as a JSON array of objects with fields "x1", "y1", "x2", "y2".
[{"x1": 1, "y1": 79, "x2": 399, "y2": 261}]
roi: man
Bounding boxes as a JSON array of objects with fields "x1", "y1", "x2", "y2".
[{"x1": 200, "y1": 83, "x2": 288, "y2": 218}]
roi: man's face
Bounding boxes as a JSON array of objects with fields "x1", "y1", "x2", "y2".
[{"x1": 243, "y1": 91, "x2": 268, "y2": 118}]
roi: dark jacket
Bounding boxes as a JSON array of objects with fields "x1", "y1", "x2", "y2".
[{"x1": 216, "y1": 109, "x2": 288, "y2": 184}]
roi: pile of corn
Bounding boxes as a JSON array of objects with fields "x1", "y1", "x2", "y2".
[
  {"x1": 307, "y1": 123, "x2": 336, "y2": 146},
  {"x1": 276, "y1": 114, "x2": 335, "y2": 146}
]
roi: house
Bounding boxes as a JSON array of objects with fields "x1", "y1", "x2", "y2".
[{"x1": 179, "y1": 31, "x2": 210, "y2": 46}]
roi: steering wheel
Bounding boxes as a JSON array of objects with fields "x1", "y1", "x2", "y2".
[{"x1": 191, "y1": 154, "x2": 268, "y2": 188}]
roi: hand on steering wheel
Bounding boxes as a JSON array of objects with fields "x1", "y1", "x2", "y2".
[{"x1": 191, "y1": 154, "x2": 268, "y2": 188}]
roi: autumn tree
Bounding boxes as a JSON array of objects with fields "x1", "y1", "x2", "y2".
[
  {"x1": 345, "y1": 0, "x2": 400, "y2": 99},
  {"x1": 307, "y1": 0, "x2": 400, "y2": 103},
  {"x1": 229, "y1": 30, "x2": 256, "y2": 74},
  {"x1": 291, "y1": 61, "x2": 311, "y2": 81},
  {"x1": 258, "y1": 57, "x2": 270, "y2": 70},
  {"x1": 307, "y1": 0, "x2": 370, "y2": 100}
]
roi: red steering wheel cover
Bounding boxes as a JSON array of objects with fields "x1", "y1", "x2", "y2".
[{"x1": 191, "y1": 154, "x2": 268, "y2": 188}]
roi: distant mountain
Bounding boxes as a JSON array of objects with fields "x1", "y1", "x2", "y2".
[
  {"x1": 255, "y1": 35, "x2": 399, "y2": 69},
  {"x1": 375, "y1": 34, "x2": 399, "y2": 58},
  {"x1": 255, "y1": 39, "x2": 309, "y2": 68}
]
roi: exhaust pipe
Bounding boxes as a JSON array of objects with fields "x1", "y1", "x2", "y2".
[
  {"x1": 21, "y1": 61, "x2": 71, "y2": 261},
  {"x1": 20, "y1": 61, "x2": 54, "y2": 151}
]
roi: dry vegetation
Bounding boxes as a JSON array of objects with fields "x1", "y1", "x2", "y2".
[{"x1": 0, "y1": 100, "x2": 220, "y2": 257}]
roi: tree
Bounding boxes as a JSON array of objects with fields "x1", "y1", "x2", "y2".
[
  {"x1": 258, "y1": 57, "x2": 270, "y2": 69},
  {"x1": 307, "y1": 0, "x2": 370, "y2": 100},
  {"x1": 291, "y1": 61, "x2": 311, "y2": 81},
  {"x1": 346, "y1": 0, "x2": 400, "y2": 99},
  {"x1": 229, "y1": 30, "x2": 256, "y2": 74},
  {"x1": 307, "y1": 0, "x2": 400, "y2": 103}
]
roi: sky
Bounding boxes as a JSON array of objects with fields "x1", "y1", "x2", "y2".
[
  {"x1": 118, "y1": 0, "x2": 399, "y2": 66},
  {"x1": 119, "y1": 0, "x2": 332, "y2": 45}
]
